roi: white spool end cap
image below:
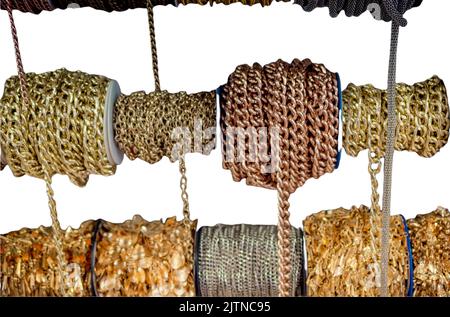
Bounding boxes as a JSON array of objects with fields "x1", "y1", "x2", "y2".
[{"x1": 104, "y1": 80, "x2": 124, "y2": 166}]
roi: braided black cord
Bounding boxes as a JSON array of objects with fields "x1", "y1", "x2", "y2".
[{"x1": 294, "y1": 0, "x2": 422, "y2": 24}]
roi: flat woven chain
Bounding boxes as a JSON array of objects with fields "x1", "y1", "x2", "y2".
[
  {"x1": 343, "y1": 76, "x2": 450, "y2": 159},
  {"x1": 221, "y1": 59, "x2": 339, "y2": 296},
  {"x1": 0, "y1": 69, "x2": 117, "y2": 187},
  {"x1": 407, "y1": 207, "x2": 450, "y2": 297},
  {"x1": 114, "y1": 91, "x2": 216, "y2": 165},
  {"x1": 196, "y1": 224, "x2": 304, "y2": 297},
  {"x1": 304, "y1": 205, "x2": 410, "y2": 297}
]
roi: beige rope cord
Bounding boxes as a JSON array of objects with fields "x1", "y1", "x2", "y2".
[
  {"x1": 407, "y1": 207, "x2": 450, "y2": 297},
  {"x1": 221, "y1": 58, "x2": 339, "y2": 296},
  {"x1": 195, "y1": 224, "x2": 305, "y2": 297},
  {"x1": 0, "y1": 216, "x2": 197, "y2": 297},
  {"x1": 343, "y1": 76, "x2": 450, "y2": 159},
  {"x1": 114, "y1": 90, "x2": 216, "y2": 165},
  {"x1": 304, "y1": 205, "x2": 411, "y2": 297}
]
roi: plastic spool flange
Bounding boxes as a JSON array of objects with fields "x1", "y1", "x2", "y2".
[{"x1": 104, "y1": 80, "x2": 124, "y2": 166}]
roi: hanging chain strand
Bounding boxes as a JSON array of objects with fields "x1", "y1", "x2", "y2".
[
  {"x1": 179, "y1": 156, "x2": 191, "y2": 221},
  {"x1": 147, "y1": 0, "x2": 161, "y2": 92},
  {"x1": 146, "y1": 0, "x2": 191, "y2": 222},
  {"x1": 367, "y1": 105, "x2": 383, "y2": 294},
  {"x1": 381, "y1": 22, "x2": 400, "y2": 297},
  {"x1": 5, "y1": 0, "x2": 67, "y2": 297}
]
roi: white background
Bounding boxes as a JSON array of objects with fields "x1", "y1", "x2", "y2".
[{"x1": 0, "y1": 1, "x2": 449, "y2": 233}]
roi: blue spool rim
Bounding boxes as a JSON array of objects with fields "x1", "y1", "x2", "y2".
[
  {"x1": 335, "y1": 72, "x2": 343, "y2": 170},
  {"x1": 401, "y1": 215, "x2": 415, "y2": 297}
]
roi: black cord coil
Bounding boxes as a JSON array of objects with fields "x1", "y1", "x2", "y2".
[{"x1": 293, "y1": 0, "x2": 422, "y2": 25}]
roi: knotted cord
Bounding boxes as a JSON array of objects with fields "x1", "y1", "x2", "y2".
[
  {"x1": 221, "y1": 58, "x2": 339, "y2": 296},
  {"x1": 195, "y1": 224, "x2": 305, "y2": 297}
]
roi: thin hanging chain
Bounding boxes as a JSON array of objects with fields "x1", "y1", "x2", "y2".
[
  {"x1": 179, "y1": 156, "x2": 191, "y2": 221},
  {"x1": 368, "y1": 113, "x2": 383, "y2": 294},
  {"x1": 146, "y1": 0, "x2": 190, "y2": 222},
  {"x1": 381, "y1": 21, "x2": 400, "y2": 297},
  {"x1": 5, "y1": 0, "x2": 67, "y2": 297},
  {"x1": 147, "y1": 0, "x2": 160, "y2": 92}
]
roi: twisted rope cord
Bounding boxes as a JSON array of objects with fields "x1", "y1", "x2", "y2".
[
  {"x1": 3, "y1": 0, "x2": 67, "y2": 296},
  {"x1": 147, "y1": 0, "x2": 160, "y2": 92},
  {"x1": 221, "y1": 59, "x2": 339, "y2": 296},
  {"x1": 196, "y1": 225, "x2": 304, "y2": 297},
  {"x1": 0, "y1": 0, "x2": 54, "y2": 13}
]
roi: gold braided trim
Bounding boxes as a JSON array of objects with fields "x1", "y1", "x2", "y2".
[
  {"x1": 0, "y1": 69, "x2": 117, "y2": 187},
  {"x1": 0, "y1": 216, "x2": 197, "y2": 297},
  {"x1": 343, "y1": 76, "x2": 450, "y2": 159},
  {"x1": 114, "y1": 90, "x2": 216, "y2": 164},
  {"x1": 407, "y1": 207, "x2": 450, "y2": 297},
  {"x1": 304, "y1": 206, "x2": 410, "y2": 297}
]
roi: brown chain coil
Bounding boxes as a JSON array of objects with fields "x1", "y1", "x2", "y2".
[
  {"x1": 0, "y1": 216, "x2": 197, "y2": 297},
  {"x1": 343, "y1": 76, "x2": 450, "y2": 159},
  {"x1": 304, "y1": 205, "x2": 410, "y2": 297},
  {"x1": 195, "y1": 224, "x2": 305, "y2": 297},
  {"x1": 114, "y1": 90, "x2": 216, "y2": 165},
  {"x1": 407, "y1": 207, "x2": 450, "y2": 297},
  {"x1": 221, "y1": 59, "x2": 339, "y2": 296},
  {"x1": 0, "y1": 69, "x2": 117, "y2": 187},
  {"x1": 0, "y1": 0, "x2": 54, "y2": 13}
]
